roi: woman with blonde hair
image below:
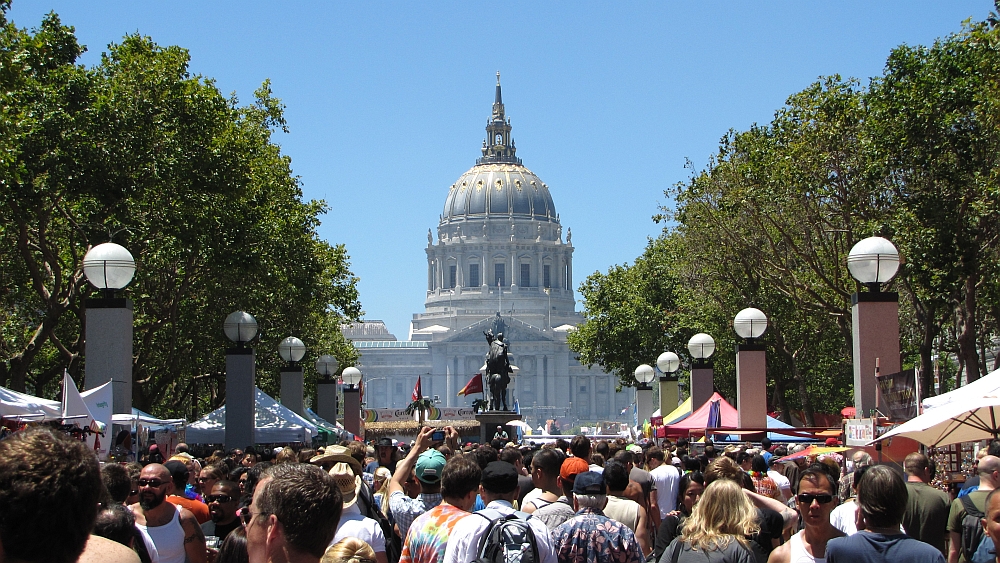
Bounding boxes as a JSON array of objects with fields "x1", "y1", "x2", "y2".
[
  {"x1": 660, "y1": 479, "x2": 759, "y2": 563},
  {"x1": 322, "y1": 538, "x2": 376, "y2": 563},
  {"x1": 372, "y1": 466, "x2": 392, "y2": 516}
]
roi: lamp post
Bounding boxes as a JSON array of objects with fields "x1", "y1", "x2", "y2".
[
  {"x1": 734, "y1": 308, "x2": 768, "y2": 429},
  {"x1": 82, "y1": 242, "x2": 136, "y2": 416},
  {"x1": 634, "y1": 364, "x2": 655, "y2": 429},
  {"x1": 341, "y1": 366, "x2": 363, "y2": 438},
  {"x1": 278, "y1": 336, "x2": 306, "y2": 417},
  {"x1": 687, "y1": 333, "x2": 716, "y2": 411},
  {"x1": 656, "y1": 351, "x2": 680, "y2": 419},
  {"x1": 848, "y1": 236, "x2": 901, "y2": 418},
  {"x1": 223, "y1": 311, "x2": 258, "y2": 450},
  {"x1": 315, "y1": 354, "x2": 339, "y2": 424}
]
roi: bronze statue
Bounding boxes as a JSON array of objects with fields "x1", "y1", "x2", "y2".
[{"x1": 483, "y1": 328, "x2": 512, "y2": 411}]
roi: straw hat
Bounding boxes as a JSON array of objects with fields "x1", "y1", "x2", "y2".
[{"x1": 328, "y1": 462, "x2": 361, "y2": 509}]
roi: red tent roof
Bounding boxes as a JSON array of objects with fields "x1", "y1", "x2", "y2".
[{"x1": 664, "y1": 393, "x2": 738, "y2": 432}]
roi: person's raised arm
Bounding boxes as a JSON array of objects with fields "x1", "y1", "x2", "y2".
[
  {"x1": 389, "y1": 426, "x2": 435, "y2": 496},
  {"x1": 444, "y1": 425, "x2": 460, "y2": 452},
  {"x1": 745, "y1": 489, "x2": 798, "y2": 532}
]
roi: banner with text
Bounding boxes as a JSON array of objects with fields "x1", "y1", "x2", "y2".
[
  {"x1": 363, "y1": 407, "x2": 476, "y2": 423},
  {"x1": 876, "y1": 368, "x2": 917, "y2": 422}
]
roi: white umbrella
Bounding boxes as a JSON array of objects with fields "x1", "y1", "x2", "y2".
[
  {"x1": 506, "y1": 420, "x2": 531, "y2": 429},
  {"x1": 873, "y1": 394, "x2": 1000, "y2": 447}
]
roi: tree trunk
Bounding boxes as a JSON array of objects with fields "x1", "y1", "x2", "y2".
[{"x1": 957, "y1": 275, "x2": 982, "y2": 382}]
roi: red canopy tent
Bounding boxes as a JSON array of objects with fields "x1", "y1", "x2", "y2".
[{"x1": 663, "y1": 392, "x2": 737, "y2": 435}]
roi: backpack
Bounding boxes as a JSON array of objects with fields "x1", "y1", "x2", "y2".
[
  {"x1": 357, "y1": 480, "x2": 401, "y2": 563},
  {"x1": 473, "y1": 508, "x2": 540, "y2": 563},
  {"x1": 961, "y1": 495, "x2": 986, "y2": 563}
]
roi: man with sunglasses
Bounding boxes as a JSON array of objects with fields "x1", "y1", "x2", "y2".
[
  {"x1": 131, "y1": 463, "x2": 207, "y2": 563},
  {"x1": 201, "y1": 481, "x2": 242, "y2": 540},
  {"x1": 768, "y1": 464, "x2": 844, "y2": 563}
]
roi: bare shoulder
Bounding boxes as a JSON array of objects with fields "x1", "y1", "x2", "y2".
[
  {"x1": 178, "y1": 507, "x2": 200, "y2": 528},
  {"x1": 79, "y1": 535, "x2": 141, "y2": 563},
  {"x1": 767, "y1": 540, "x2": 791, "y2": 563},
  {"x1": 128, "y1": 503, "x2": 146, "y2": 525}
]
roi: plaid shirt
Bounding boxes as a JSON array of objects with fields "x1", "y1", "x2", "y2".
[
  {"x1": 551, "y1": 507, "x2": 644, "y2": 563},
  {"x1": 389, "y1": 490, "x2": 442, "y2": 539}
]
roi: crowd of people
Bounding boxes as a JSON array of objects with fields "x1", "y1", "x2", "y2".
[{"x1": 6, "y1": 426, "x2": 1000, "y2": 563}]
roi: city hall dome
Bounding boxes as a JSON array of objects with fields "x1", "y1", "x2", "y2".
[{"x1": 440, "y1": 73, "x2": 558, "y2": 226}]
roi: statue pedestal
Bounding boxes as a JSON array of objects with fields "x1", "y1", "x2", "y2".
[{"x1": 476, "y1": 411, "x2": 521, "y2": 445}]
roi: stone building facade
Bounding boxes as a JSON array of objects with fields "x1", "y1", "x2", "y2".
[{"x1": 345, "y1": 75, "x2": 629, "y2": 428}]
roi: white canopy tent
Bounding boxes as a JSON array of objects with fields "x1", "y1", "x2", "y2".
[
  {"x1": 0, "y1": 386, "x2": 61, "y2": 421},
  {"x1": 923, "y1": 367, "x2": 1000, "y2": 412},
  {"x1": 185, "y1": 387, "x2": 317, "y2": 444},
  {"x1": 112, "y1": 409, "x2": 187, "y2": 429}
]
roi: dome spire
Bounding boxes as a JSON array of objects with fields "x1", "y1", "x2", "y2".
[{"x1": 479, "y1": 72, "x2": 521, "y2": 165}]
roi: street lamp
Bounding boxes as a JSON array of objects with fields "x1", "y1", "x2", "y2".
[
  {"x1": 848, "y1": 236, "x2": 902, "y2": 417},
  {"x1": 82, "y1": 242, "x2": 136, "y2": 423},
  {"x1": 687, "y1": 333, "x2": 716, "y2": 411},
  {"x1": 634, "y1": 364, "x2": 655, "y2": 429},
  {"x1": 314, "y1": 354, "x2": 339, "y2": 424},
  {"x1": 734, "y1": 308, "x2": 768, "y2": 428},
  {"x1": 848, "y1": 236, "x2": 900, "y2": 293},
  {"x1": 733, "y1": 308, "x2": 768, "y2": 342},
  {"x1": 83, "y1": 242, "x2": 136, "y2": 297},
  {"x1": 224, "y1": 311, "x2": 257, "y2": 451},
  {"x1": 278, "y1": 336, "x2": 306, "y2": 417},
  {"x1": 224, "y1": 311, "x2": 258, "y2": 347},
  {"x1": 341, "y1": 366, "x2": 363, "y2": 438},
  {"x1": 279, "y1": 336, "x2": 306, "y2": 365},
  {"x1": 656, "y1": 351, "x2": 681, "y2": 415}
]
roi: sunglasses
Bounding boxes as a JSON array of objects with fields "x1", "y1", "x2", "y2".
[
  {"x1": 137, "y1": 479, "x2": 167, "y2": 488},
  {"x1": 198, "y1": 477, "x2": 213, "y2": 483},
  {"x1": 239, "y1": 507, "x2": 254, "y2": 526},
  {"x1": 129, "y1": 490, "x2": 139, "y2": 496},
  {"x1": 796, "y1": 493, "x2": 834, "y2": 505},
  {"x1": 206, "y1": 494, "x2": 235, "y2": 504}
]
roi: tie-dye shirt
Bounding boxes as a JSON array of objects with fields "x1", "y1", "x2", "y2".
[{"x1": 399, "y1": 502, "x2": 469, "y2": 563}]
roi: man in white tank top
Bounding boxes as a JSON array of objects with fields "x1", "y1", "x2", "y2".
[
  {"x1": 768, "y1": 466, "x2": 844, "y2": 563},
  {"x1": 131, "y1": 463, "x2": 207, "y2": 563}
]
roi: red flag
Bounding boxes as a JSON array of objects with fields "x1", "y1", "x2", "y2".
[
  {"x1": 457, "y1": 373, "x2": 484, "y2": 396},
  {"x1": 412, "y1": 376, "x2": 422, "y2": 402}
]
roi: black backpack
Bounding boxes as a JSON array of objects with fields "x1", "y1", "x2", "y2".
[
  {"x1": 473, "y1": 508, "x2": 540, "y2": 563},
  {"x1": 961, "y1": 495, "x2": 986, "y2": 563},
  {"x1": 357, "y1": 481, "x2": 401, "y2": 563}
]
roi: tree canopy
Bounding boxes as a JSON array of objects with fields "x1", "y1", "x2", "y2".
[
  {"x1": 0, "y1": 9, "x2": 362, "y2": 417},
  {"x1": 570, "y1": 14, "x2": 1000, "y2": 420}
]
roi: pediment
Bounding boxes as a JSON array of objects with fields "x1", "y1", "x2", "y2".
[{"x1": 444, "y1": 315, "x2": 554, "y2": 344}]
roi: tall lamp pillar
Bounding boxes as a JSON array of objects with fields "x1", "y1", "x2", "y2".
[
  {"x1": 734, "y1": 308, "x2": 768, "y2": 429},
  {"x1": 279, "y1": 336, "x2": 306, "y2": 417},
  {"x1": 82, "y1": 243, "x2": 136, "y2": 415},
  {"x1": 634, "y1": 364, "x2": 655, "y2": 427},
  {"x1": 315, "y1": 355, "x2": 339, "y2": 424},
  {"x1": 848, "y1": 237, "x2": 901, "y2": 418},
  {"x1": 656, "y1": 352, "x2": 680, "y2": 418},
  {"x1": 688, "y1": 333, "x2": 716, "y2": 411},
  {"x1": 224, "y1": 311, "x2": 258, "y2": 450},
  {"x1": 342, "y1": 367, "x2": 363, "y2": 438}
]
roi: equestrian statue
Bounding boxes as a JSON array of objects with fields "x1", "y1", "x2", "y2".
[{"x1": 483, "y1": 329, "x2": 512, "y2": 411}]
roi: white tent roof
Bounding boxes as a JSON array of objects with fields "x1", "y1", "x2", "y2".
[
  {"x1": 923, "y1": 367, "x2": 1000, "y2": 411},
  {"x1": 185, "y1": 387, "x2": 317, "y2": 444},
  {"x1": 112, "y1": 408, "x2": 186, "y2": 428},
  {"x1": 0, "y1": 386, "x2": 61, "y2": 421}
]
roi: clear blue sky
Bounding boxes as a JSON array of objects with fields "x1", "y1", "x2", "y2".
[{"x1": 9, "y1": 1, "x2": 992, "y2": 338}]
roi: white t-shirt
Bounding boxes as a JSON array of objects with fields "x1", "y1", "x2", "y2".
[
  {"x1": 650, "y1": 463, "x2": 681, "y2": 517},
  {"x1": 767, "y1": 470, "x2": 792, "y2": 501},
  {"x1": 331, "y1": 503, "x2": 386, "y2": 553},
  {"x1": 829, "y1": 500, "x2": 858, "y2": 535}
]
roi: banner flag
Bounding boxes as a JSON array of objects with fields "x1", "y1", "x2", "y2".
[
  {"x1": 457, "y1": 373, "x2": 484, "y2": 396},
  {"x1": 411, "y1": 376, "x2": 422, "y2": 402}
]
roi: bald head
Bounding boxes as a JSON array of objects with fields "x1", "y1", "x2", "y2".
[{"x1": 979, "y1": 455, "x2": 1000, "y2": 488}]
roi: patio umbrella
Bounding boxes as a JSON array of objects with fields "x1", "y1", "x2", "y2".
[
  {"x1": 780, "y1": 445, "x2": 849, "y2": 460},
  {"x1": 506, "y1": 420, "x2": 531, "y2": 430},
  {"x1": 872, "y1": 395, "x2": 1000, "y2": 447}
]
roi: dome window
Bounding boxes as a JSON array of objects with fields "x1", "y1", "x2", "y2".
[
  {"x1": 495, "y1": 179, "x2": 503, "y2": 191},
  {"x1": 515, "y1": 180, "x2": 522, "y2": 191}
]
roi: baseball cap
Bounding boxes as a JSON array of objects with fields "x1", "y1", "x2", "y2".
[
  {"x1": 481, "y1": 461, "x2": 519, "y2": 494},
  {"x1": 163, "y1": 460, "x2": 188, "y2": 484},
  {"x1": 377, "y1": 437, "x2": 394, "y2": 448},
  {"x1": 415, "y1": 449, "x2": 446, "y2": 484},
  {"x1": 560, "y1": 457, "x2": 590, "y2": 481},
  {"x1": 573, "y1": 471, "x2": 607, "y2": 495},
  {"x1": 825, "y1": 437, "x2": 841, "y2": 446}
]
